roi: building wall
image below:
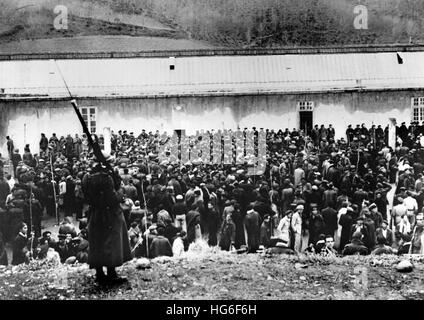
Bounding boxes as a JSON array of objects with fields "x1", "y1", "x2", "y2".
[{"x1": 0, "y1": 89, "x2": 422, "y2": 155}]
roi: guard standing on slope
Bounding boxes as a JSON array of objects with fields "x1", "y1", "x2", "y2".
[{"x1": 82, "y1": 151, "x2": 132, "y2": 285}]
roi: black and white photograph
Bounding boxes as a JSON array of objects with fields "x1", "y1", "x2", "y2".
[{"x1": 0, "y1": 0, "x2": 424, "y2": 306}]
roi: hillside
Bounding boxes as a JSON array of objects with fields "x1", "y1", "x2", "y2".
[
  {"x1": 0, "y1": 0, "x2": 423, "y2": 53},
  {"x1": 94, "y1": 0, "x2": 424, "y2": 47},
  {"x1": 0, "y1": 0, "x2": 214, "y2": 52}
]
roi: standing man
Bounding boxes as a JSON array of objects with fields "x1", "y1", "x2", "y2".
[
  {"x1": 291, "y1": 205, "x2": 303, "y2": 252},
  {"x1": 39, "y1": 134, "x2": 49, "y2": 157},
  {"x1": 244, "y1": 205, "x2": 261, "y2": 253},
  {"x1": 6, "y1": 136, "x2": 14, "y2": 160},
  {"x1": 409, "y1": 213, "x2": 424, "y2": 254},
  {"x1": 82, "y1": 151, "x2": 131, "y2": 284},
  {"x1": 64, "y1": 176, "x2": 76, "y2": 218}
]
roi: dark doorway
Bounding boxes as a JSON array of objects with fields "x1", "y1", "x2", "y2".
[{"x1": 299, "y1": 111, "x2": 313, "y2": 135}]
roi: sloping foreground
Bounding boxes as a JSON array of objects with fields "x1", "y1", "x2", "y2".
[{"x1": 1, "y1": 251, "x2": 424, "y2": 300}]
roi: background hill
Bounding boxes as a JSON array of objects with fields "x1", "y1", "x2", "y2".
[{"x1": 0, "y1": 0, "x2": 424, "y2": 52}]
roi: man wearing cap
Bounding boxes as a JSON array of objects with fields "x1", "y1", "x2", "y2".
[
  {"x1": 129, "y1": 200, "x2": 144, "y2": 225},
  {"x1": 371, "y1": 234, "x2": 394, "y2": 255},
  {"x1": 350, "y1": 216, "x2": 370, "y2": 245},
  {"x1": 82, "y1": 151, "x2": 131, "y2": 285},
  {"x1": 149, "y1": 225, "x2": 173, "y2": 258},
  {"x1": 369, "y1": 203, "x2": 383, "y2": 229},
  {"x1": 375, "y1": 220, "x2": 393, "y2": 247},
  {"x1": 342, "y1": 231, "x2": 369, "y2": 255}
]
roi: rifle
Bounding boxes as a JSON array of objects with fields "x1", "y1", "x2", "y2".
[
  {"x1": 70, "y1": 99, "x2": 121, "y2": 190},
  {"x1": 54, "y1": 61, "x2": 121, "y2": 190}
]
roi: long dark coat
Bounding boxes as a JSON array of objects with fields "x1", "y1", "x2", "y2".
[
  {"x1": 244, "y1": 210, "x2": 260, "y2": 253},
  {"x1": 0, "y1": 236, "x2": 8, "y2": 266},
  {"x1": 219, "y1": 220, "x2": 236, "y2": 251},
  {"x1": 308, "y1": 213, "x2": 326, "y2": 245},
  {"x1": 12, "y1": 233, "x2": 29, "y2": 265},
  {"x1": 82, "y1": 170, "x2": 131, "y2": 268},
  {"x1": 339, "y1": 213, "x2": 353, "y2": 251}
]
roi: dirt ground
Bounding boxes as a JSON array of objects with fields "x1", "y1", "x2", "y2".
[{"x1": 1, "y1": 249, "x2": 424, "y2": 300}]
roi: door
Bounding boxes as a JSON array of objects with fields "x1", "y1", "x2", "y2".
[{"x1": 299, "y1": 111, "x2": 313, "y2": 135}]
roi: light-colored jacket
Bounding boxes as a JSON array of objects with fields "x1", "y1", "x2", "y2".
[
  {"x1": 291, "y1": 212, "x2": 302, "y2": 234},
  {"x1": 172, "y1": 237, "x2": 185, "y2": 257},
  {"x1": 276, "y1": 216, "x2": 290, "y2": 243}
]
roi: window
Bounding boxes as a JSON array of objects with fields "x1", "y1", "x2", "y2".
[
  {"x1": 80, "y1": 106, "x2": 97, "y2": 133},
  {"x1": 297, "y1": 101, "x2": 314, "y2": 111},
  {"x1": 412, "y1": 98, "x2": 424, "y2": 122}
]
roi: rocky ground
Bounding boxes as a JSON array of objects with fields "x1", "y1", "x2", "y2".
[{"x1": 1, "y1": 245, "x2": 424, "y2": 300}]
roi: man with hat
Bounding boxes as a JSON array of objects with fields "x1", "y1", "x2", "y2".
[
  {"x1": 375, "y1": 219, "x2": 393, "y2": 247},
  {"x1": 82, "y1": 151, "x2": 131, "y2": 285},
  {"x1": 371, "y1": 234, "x2": 394, "y2": 255},
  {"x1": 342, "y1": 231, "x2": 369, "y2": 255},
  {"x1": 369, "y1": 203, "x2": 383, "y2": 229},
  {"x1": 149, "y1": 225, "x2": 173, "y2": 258},
  {"x1": 350, "y1": 215, "x2": 369, "y2": 242},
  {"x1": 129, "y1": 200, "x2": 144, "y2": 224}
]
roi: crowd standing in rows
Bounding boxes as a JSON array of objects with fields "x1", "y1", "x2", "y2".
[{"x1": 1, "y1": 120, "x2": 424, "y2": 266}]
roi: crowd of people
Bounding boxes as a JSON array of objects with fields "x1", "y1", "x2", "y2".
[{"x1": 1, "y1": 120, "x2": 424, "y2": 266}]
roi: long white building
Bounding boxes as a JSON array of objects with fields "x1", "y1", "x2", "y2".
[{"x1": 1, "y1": 45, "x2": 424, "y2": 154}]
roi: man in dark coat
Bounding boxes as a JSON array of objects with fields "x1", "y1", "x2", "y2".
[
  {"x1": 321, "y1": 205, "x2": 338, "y2": 238},
  {"x1": 219, "y1": 214, "x2": 236, "y2": 251},
  {"x1": 244, "y1": 205, "x2": 260, "y2": 253},
  {"x1": 0, "y1": 231, "x2": 8, "y2": 265},
  {"x1": 322, "y1": 183, "x2": 338, "y2": 209},
  {"x1": 0, "y1": 173, "x2": 10, "y2": 210},
  {"x1": 207, "y1": 202, "x2": 220, "y2": 247},
  {"x1": 308, "y1": 206, "x2": 326, "y2": 245},
  {"x1": 64, "y1": 176, "x2": 76, "y2": 217},
  {"x1": 12, "y1": 222, "x2": 32, "y2": 265},
  {"x1": 39, "y1": 133, "x2": 49, "y2": 156},
  {"x1": 338, "y1": 207, "x2": 354, "y2": 251},
  {"x1": 82, "y1": 155, "x2": 131, "y2": 284},
  {"x1": 150, "y1": 226, "x2": 173, "y2": 258},
  {"x1": 342, "y1": 231, "x2": 369, "y2": 256},
  {"x1": 259, "y1": 214, "x2": 272, "y2": 248},
  {"x1": 23, "y1": 194, "x2": 43, "y2": 238},
  {"x1": 11, "y1": 149, "x2": 22, "y2": 177},
  {"x1": 185, "y1": 204, "x2": 201, "y2": 244}
]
